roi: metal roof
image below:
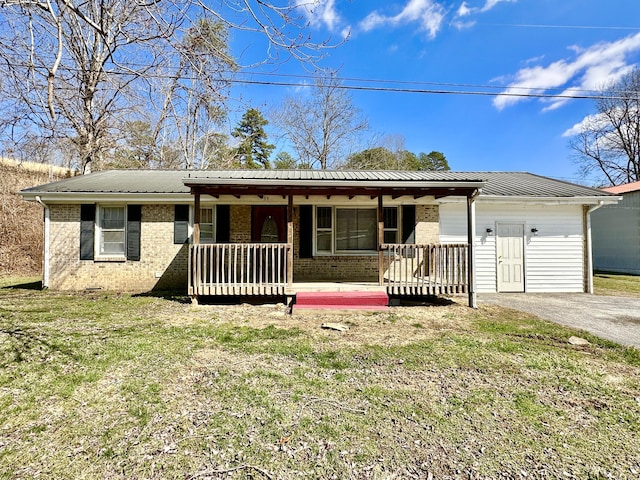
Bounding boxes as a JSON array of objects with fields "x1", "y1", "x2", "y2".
[
  {"x1": 20, "y1": 169, "x2": 614, "y2": 198},
  {"x1": 476, "y1": 172, "x2": 613, "y2": 198},
  {"x1": 21, "y1": 170, "x2": 192, "y2": 194},
  {"x1": 603, "y1": 180, "x2": 640, "y2": 194}
]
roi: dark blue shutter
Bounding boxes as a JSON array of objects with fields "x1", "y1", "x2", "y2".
[
  {"x1": 215, "y1": 205, "x2": 230, "y2": 243},
  {"x1": 80, "y1": 204, "x2": 95, "y2": 260},
  {"x1": 402, "y1": 205, "x2": 416, "y2": 244},
  {"x1": 127, "y1": 205, "x2": 142, "y2": 261},
  {"x1": 299, "y1": 205, "x2": 313, "y2": 258},
  {"x1": 174, "y1": 205, "x2": 189, "y2": 244}
]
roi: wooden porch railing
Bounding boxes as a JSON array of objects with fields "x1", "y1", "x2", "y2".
[
  {"x1": 189, "y1": 243, "x2": 292, "y2": 296},
  {"x1": 382, "y1": 243, "x2": 468, "y2": 295}
]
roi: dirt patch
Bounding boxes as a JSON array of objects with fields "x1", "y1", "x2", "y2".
[{"x1": 171, "y1": 299, "x2": 475, "y2": 348}]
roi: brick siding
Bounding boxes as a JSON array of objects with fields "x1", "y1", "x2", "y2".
[
  {"x1": 47, "y1": 201, "x2": 440, "y2": 291},
  {"x1": 48, "y1": 204, "x2": 187, "y2": 292}
]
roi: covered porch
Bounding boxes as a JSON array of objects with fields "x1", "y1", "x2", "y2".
[{"x1": 183, "y1": 171, "x2": 483, "y2": 307}]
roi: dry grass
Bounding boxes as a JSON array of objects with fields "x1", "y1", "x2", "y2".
[
  {"x1": 2, "y1": 278, "x2": 640, "y2": 479},
  {"x1": 594, "y1": 272, "x2": 640, "y2": 298},
  {"x1": 0, "y1": 159, "x2": 71, "y2": 275}
]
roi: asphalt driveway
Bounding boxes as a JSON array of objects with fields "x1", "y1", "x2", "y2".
[{"x1": 479, "y1": 293, "x2": 640, "y2": 349}]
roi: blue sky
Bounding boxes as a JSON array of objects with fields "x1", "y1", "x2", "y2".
[{"x1": 226, "y1": 0, "x2": 640, "y2": 184}]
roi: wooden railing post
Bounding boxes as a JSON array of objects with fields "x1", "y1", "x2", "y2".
[
  {"x1": 287, "y1": 195, "x2": 294, "y2": 286},
  {"x1": 380, "y1": 243, "x2": 470, "y2": 297},
  {"x1": 378, "y1": 194, "x2": 384, "y2": 286}
]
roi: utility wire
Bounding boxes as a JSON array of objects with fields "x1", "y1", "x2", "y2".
[
  {"x1": 236, "y1": 70, "x2": 603, "y2": 94},
  {"x1": 231, "y1": 78, "x2": 622, "y2": 101},
  {"x1": 2, "y1": 60, "x2": 633, "y2": 100},
  {"x1": 486, "y1": 23, "x2": 640, "y2": 31}
]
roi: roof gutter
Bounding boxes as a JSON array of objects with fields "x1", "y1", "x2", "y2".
[
  {"x1": 20, "y1": 192, "x2": 195, "y2": 203},
  {"x1": 438, "y1": 195, "x2": 621, "y2": 205},
  {"x1": 35, "y1": 196, "x2": 50, "y2": 289}
]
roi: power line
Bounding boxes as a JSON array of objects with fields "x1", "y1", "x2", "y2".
[
  {"x1": 1, "y1": 59, "x2": 632, "y2": 100},
  {"x1": 230, "y1": 78, "x2": 619, "y2": 101},
  {"x1": 236, "y1": 70, "x2": 604, "y2": 95},
  {"x1": 1, "y1": 57, "x2": 611, "y2": 95},
  {"x1": 485, "y1": 23, "x2": 640, "y2": 31}
]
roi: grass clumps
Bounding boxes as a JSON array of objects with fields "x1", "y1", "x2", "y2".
[{"x1": 1, "y1": 278, "x2": 640, "y2": 478}]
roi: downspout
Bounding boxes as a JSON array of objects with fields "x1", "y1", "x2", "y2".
[
  {"x1": 35, "y1": 196, "x2": 50, "y2": 288},
  {"x1": 585, "y1": 201, "x2": 605, "y2": 294},
  {"x1": 467, "y1": 188, "x2": 481, "y2": 308}
]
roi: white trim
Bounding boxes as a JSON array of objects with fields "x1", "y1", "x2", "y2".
[
  {"x1": 439, "y1": 195, "x2": 620, "y2": 206},
  {"x1": 95, "y1": 205, "x2": 127, "y2": 260},
  {"x1": 586, "y1": 201, "x2": 605, "y2": 294},
  {"x1": 20, "y1": 193, "x2": 195, "y2": 203},
  {"x1": 198, "y1": 206, "x2": 216, "y2": 244},
  {"x1": 21, "y1": 192, "x2": 447, "y2": 206},
  {"x1": 312, "y1": 205, "x2": 400, "y2": 256},
  {"x1": 495, "y1": 222, "x2": 526, "y2": 293},
  {"x1": 36, "y1": 196, "x2": 50, "y2": 288}
]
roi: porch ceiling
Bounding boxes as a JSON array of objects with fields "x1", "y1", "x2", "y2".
[
  {"x1": 185, "y1": 184, "x2": 482, "y2": 199},
  {"x1": 182, "y1": 170, "x2": 485, "y2": 199}
]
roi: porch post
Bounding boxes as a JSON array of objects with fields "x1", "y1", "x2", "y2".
[
  {"x1": 287, "y1": 194, "x2": 294, "y2": 286},
  {"x1": 378, "y1": 193, "x2": 384, "y2": 286},
  {"x1": 194, "y1": 192, "x2": 201, "y2": 244},
  {"x1": 467, "y1": 191, "x2": 478, "y2": 308}
]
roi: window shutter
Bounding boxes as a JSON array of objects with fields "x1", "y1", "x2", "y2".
[
  {"x1": 174, "y1": 205, "x2": 189, "y2": 244},
  {"x1": 80, "y1": 204, "x2": 95, "y2": 260},
  {"x1": 127, "y1": 205, "x2": 142, "y2": 261},
  {"x1": 402, "y1": 205, "x2": 416, "y2": 244},
  {"x1": 299, "y1": 205, "x2": 313, "y2": 258},
  {"x1": 215, "y1": 205, "x2": 230, "y2": 243}
]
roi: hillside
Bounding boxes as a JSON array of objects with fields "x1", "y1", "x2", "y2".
[{"x1": 0, "y1": 158, "x2": 71, "y2": 275}]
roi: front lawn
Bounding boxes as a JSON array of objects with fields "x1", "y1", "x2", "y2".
[
  {"x1": 594, "y1": 272, "x2": 640, "y2": 298},
  {"x1": 1, "y1": 277, "x2": 639, "y2": 479}
]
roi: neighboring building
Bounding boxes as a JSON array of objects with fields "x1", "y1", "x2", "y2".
[
  {"x1": 592, "y1": 181, "x2": 640, "y2": 275},
  {"x1": 20, "y1": 170, "x2": 617, "y2": 306}
]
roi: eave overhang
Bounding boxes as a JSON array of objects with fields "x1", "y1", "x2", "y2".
[
  {"x1": 437, "y1": 194, "x2": 621, "y2": 205},
  {"x1": 20, "y1": 192, "x2": 195, "y2": 203},
  {"x1": 182, "y1": 178, "x2": 485, "y2": 199}
]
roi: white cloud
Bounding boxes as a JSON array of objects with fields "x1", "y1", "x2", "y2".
[
  {"x1": 479, "y1": 0, "x2": 516, "y2": 13},
  {"x1": 493, "y1": 32, "x2": 640, "y2": 111},
  {"x1": 456, "y1": 0, "x2": 516, "y2": 18},
  {"x1": 562, "y1": 112, "x2": 608, "y2": 137},
  {"x1": 359, "y1": 0, "x2": 446, "y2": 39},
  {"x1": 457, "y1": 2, "x2": 472, "y2": 17},
  {"x1": 452, "y1": 20, "x2": 477, "y2": 31},
  {"x1": 294, "y1": 0, "x2": 341, "y2": 31}
]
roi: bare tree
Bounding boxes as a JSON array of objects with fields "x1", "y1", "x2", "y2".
[
  {"x1": 0, "y1": 1, "x2": 337, "y2": 171},
  {"x1": 272, "y1": 72, "x2": 369, "y2": 170},
  {"x1": 569, "y1": 68, "x2": 640, "y2": 186},
  {"x1": 153, "y1": 17, "x2": 237, "y2": 169},
  {"x1": 0, "y1": 0, "x2": 185, "y2": 172}
]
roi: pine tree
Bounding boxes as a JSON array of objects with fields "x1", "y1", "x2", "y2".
[{"x1": 232, "y1": 108, "x2": 275, "y2": 169}]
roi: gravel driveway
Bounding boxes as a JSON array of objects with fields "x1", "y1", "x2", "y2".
[{"x1": 479, "y1": 293, "x2": 640, "y2": 349}]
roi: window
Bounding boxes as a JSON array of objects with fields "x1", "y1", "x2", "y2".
[
  {"x1": 383, "y1": 207, "x2": 398, "y2": 244},
  {"x1": 80, "y1": 204, "x2": 141, "y2": 261},
  {"x1": 316, "y1": 206, "x2": 332, "y2": 253},
  {"x1": 314, "y1": 206, "x2": 398, "y2": 254},
  {"x1": 336, "y1": 208, "x2": 376, "y2": 251},
  {"x1": 98, "y1": 206, "x2": 126, "y2": 256},
  {"x1": 200, "y1": 207, "x2": 215, "y2": 243}
]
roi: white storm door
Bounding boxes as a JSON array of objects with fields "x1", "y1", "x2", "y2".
[{"x1": 496, "y1": 223, "x2": 525, "y2": 292}]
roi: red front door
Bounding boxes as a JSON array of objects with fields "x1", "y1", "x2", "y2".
[{"x1": 252, "y1": 206, "x2": 287, "y2": 243}]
